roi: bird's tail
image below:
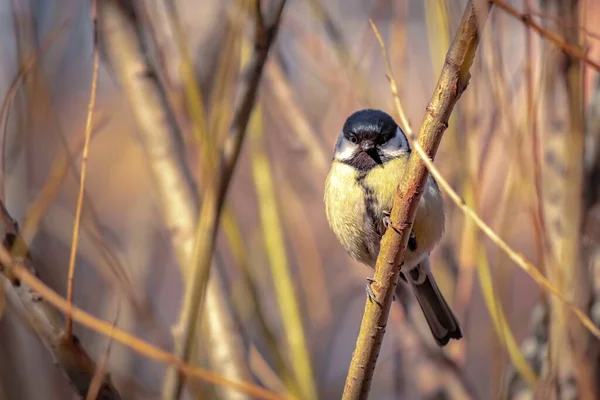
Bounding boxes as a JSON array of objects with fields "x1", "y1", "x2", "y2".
[{"x1": 401, "y1": 258, "x2": 462, "y2": 347}]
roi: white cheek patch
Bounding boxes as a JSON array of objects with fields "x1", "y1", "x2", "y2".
[
  {"x1": 335, "y1": 141, "x2": 359, "y2": 161},
  {"x1": 380, "y1": 126, "x2": 410, "y2": 158}
]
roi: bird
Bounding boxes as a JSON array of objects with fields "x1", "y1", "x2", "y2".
[{"x1": 323, "y1": 108, "x2": 462, "y2": 347}]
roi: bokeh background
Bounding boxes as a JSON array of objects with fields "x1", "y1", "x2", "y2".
[{"x1": 0, "y1": 0, "x2": 599, "y2": 399}]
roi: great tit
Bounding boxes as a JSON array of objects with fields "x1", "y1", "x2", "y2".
[{"x1": 324, "y1": 108, "x2": 462, "y2": 347}]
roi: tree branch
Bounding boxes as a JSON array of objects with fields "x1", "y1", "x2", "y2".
[
  {"x1": 0, "y1": 202, "x2": 122, "y2": 400},
  {"x1": 341, "y1": 2, "x2": 491, "y2": 399},
  {"x1": 491, "y1": 0, "x2": 600, "y2": 72},
  {"x1": 97, "y1": 2, "x2": 256, "y2": 399},
  {"x1": 0, "y1": 238, "x2": 286, "y2": 400},
  {"x1": 160, "y1": 0, "x2": 288, "y2": 398}
]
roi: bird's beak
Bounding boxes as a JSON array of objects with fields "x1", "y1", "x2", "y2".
[{"x1": 361, "y1": 142, "x2": 382, "y2": 164}]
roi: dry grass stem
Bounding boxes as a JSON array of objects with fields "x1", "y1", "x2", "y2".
[
  {"x1": 164, "y1": 1, "x2": 288, "y2": 398},
  {"x1": 526, "y1": 7, "x2": 600, "y2": 42},
  {"x1": 85, "y1": 306, "x2": 120, "y2": 400},
  {"x1": 491, "y1": 0, "x2": 600, "y2": 71},
  {"x1": 524, "y1": 0, "x2": 548, "y2": 276},
  {"x1": 405, "y1": 118, "x2": 600, "y2": 341},
  {"x1": 0, "y1": 245, "x2": 288, "y2": 400},
  {"x1": 305, "y1": 0, "x2": 374, "y2": 106},
  {"x1": 96, "y1": 2, "x2": 254, "y2": 399},
  {"x1": 278, "y1": 176, "x2": 332, "y2": 328},
  {"x1": 341, "y1": 3, "x2": 490, "y2": 399},
  {"x1": 377, "y1": 0, "x2": 600, "y2": 382},
  {"x1": 540, "y1": 1, "x2": 598, "y2": 397},
  {"x1": 250, "y1": 106, "x2": 318, "y2": 400},
  {"x1": 65, "y1": 0, "x2": 99, "y2": 340},
  {"x1": 0, "y1": 204, "x2": 122, "y2": 399},
  {"x1": 367, "y1": 20, "x2": 411, "y2": 134},
  {"x1": 0, "y1": 19, "x2": 68, "y2": 199},
  {"x1": 265, "y1": 60, "x2": 328, "y2": 172}
]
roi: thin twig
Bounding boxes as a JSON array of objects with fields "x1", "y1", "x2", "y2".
[
  {"x1": 525, "y1": 0, "x2": 547, "y2": 276},
  {"x1": 219, "y1": 207, "x2": 299, "y2": 394},
  {"x1": 381, "y1": 0, "x2": 600, "y2": 378},
  {"x1": 305, "y1": 0, "x2": 374, "y2": 106},
  {"x1": 406, "y1": 93, "x2": 600, "y2": 340},
  {"x1": 341, "y1": 3, "x2": 491, "y2": 399},
  {"x1": 0, "y1": 205, "x2": 121, "y2": 399},
  {"x1": 65, "y1": 0, "x2": 99, "y2": 340},
  {"x1": 369, "y1": 18, "x2": 487, "y2": 385},
  {"x1": 0, "y1": 247, "x2": 289, "y2": 400},
  {"x1": 395, "y1": 65, "x2": 600, "y2": 346},
  {"x1": 0, "y1": 19, "x2": 69, "y2": 200},
  {"x1": 265, "y1": 60, "x2": 328, "y2": 172},
  {"x1": 491, "y1": 0, "x2": 600, "y2": 71},
  {"x1": 250, "y1": 105, "x2": 317, "y2": 400},
  {"x1": 475, "y1": 12, "x2": 539, "y2": 387},
  {"x1": 527, "y1": 8, "x2": 600, "y2": 42},
  {"x1": 165, "y1": 1, "x2": 288, "y2": 398},
  {"x1": 97, "y1": 2, "x2": 256, "y2": 399},
  {"x1": 367, "y1": 19, "x2": 411, "y2": 134},
  {"x1": 85, "y1": 305, "x2": 120, "y2": 400}
]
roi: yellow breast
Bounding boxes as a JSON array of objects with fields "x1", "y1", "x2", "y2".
[{"x1": 324, "y1": 157, "x2": 445, "y2": 268}]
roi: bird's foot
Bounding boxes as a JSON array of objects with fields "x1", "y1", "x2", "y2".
[
  {"x1": 379, "y1": 210, "x2": 394, "y2": 236},
  {"x1": 381, "y1": 210, "x2": 405, "y2": 236},
  {"x1": 365, "y1": 277, "x2": 382, "y2": 307},
  {"x1": 382, "y1": 211, "x2": 392, "y2": 230}
]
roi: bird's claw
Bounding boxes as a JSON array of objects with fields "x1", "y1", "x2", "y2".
[
  {"x1": 379, "y1": 210, "x2": 393, "y2": 236},
  {"x1": 382, "y1": 211, "x2": 392, "y2": 229},
  {"x1": 365, "y1": 277, "x2": 382, "y2": 307},
  {"x1": 381, "y1": 210, "x2": 405, "y2": 236},
  {"x1": 381, "y1": 211, "x2": 418, "y2": 251}
]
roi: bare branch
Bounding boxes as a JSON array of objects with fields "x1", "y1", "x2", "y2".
[
  {"x1": 0, "y1": 241, "x2": 287, "y2": 400},
  {"x1": 0, "y1": 203, "x2": 122, "y2": 400},
  {"x1": 537, "y1": 0, "x2": 599, "y2": 398},
  {"x1": 341, "y1": 2, "x2": 491, "y2": 399},
  {"x1": 166, "y1": 1, "x2": 289, "y2": 398},
  {"x1": 97, "y1": 1, "x2": 265, "y2": 399},
  {"x1": 491, "y1": 0, "x2": 600, "y2": 71},
  {"x1": 65, "y1": 0, "x2": 99, "y2": 340}
]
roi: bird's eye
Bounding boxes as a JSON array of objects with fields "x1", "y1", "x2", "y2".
[{"x1": 349, "y1": 135, "x2": 358, "y2": 144}]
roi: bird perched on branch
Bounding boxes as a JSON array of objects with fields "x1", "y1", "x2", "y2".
[{"x1": 324, "y1": 108, "x2": 462, "y2": 347}]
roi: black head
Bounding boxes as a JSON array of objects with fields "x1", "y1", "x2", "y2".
[{"x1": 333, "y1": 109, "x2": 410, "y2": 170}]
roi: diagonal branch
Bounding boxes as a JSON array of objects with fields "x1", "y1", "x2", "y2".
[
  {"x1": 0, "y1": 203, "x2": 122, "y2": 399},
  {"x1": 491, "y1": 0, "x2": 600, "y2": 72},
  {"x1": 341, "y1": 2, "x2": 491, "y2": 399},
  {"x1": 98, "y1": 1, "x2": 284, "y2": 399},
  {"x1": 0, "y1": 240, "x2": 287, "y2": 400},
  {"x1": 163, "y1": 1, "x2": 288, "y2": 398}
]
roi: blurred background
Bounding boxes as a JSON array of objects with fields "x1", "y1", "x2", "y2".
[{"x1": 0, "y1": 0, "x2": 599, "y2": 399}]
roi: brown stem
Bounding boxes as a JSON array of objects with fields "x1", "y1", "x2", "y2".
[
  {"x1": 163, "y1": 1, "x2": 288, "y2": 398},
  {"x1": 491, "y1": 0, "x2": 600, "y2": 71},
  {"x1": 341, "y1": 2, "x2": 491, "y2": 399},
  {"x1": 0, "y1": 239, "x2": 286, "y2": 400},
  {"x1": 0, "y1": 203, "x2": 122, "y2": 399},
  {"x1": 65, "y1": 0, "x2": 99, "y2": 341}
]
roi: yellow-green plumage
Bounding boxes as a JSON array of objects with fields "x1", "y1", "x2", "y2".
[
  {"x1": 324, "y1": 108, "x2": 461, "y2": 346},
  {"x1": 324, "y1": 156, "x2": 444, "y2": 269}
]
